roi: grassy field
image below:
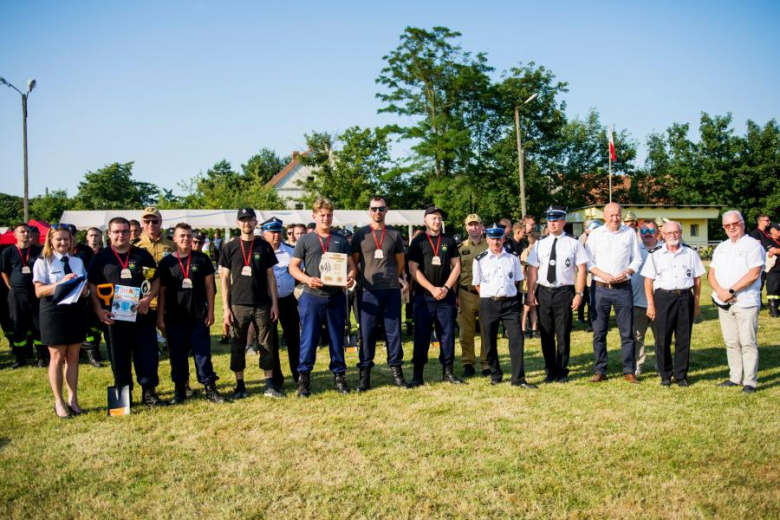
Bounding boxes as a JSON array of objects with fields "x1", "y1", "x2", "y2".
[{"x1": 0, "y1": 274, "x2": 779, "y2": 519}]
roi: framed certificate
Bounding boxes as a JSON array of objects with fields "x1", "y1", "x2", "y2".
[{"x1": 319, "y1": 252, "x2": 348, "y2": 287}]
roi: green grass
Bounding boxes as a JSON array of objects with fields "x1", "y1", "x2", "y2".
[{"x1": 1, "y1": 273, "x2": 779, "y2": 518}]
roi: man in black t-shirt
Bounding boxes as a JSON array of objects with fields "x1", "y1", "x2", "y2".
[
  {"x1": 407, "y1": 205, "x2": 463, "y2": 386},
  {"x1": 157, "y1": 223, "x2": 225, "y2": 403},
  {"x1": 87, "y1": 217, "x2": 166, "y2": 406},
  {"x1": 68, "y1": 224, "x2": 102, "y2": 368},
  {"x1": 750, "y1": 214, "x2": 776, "y2": 313},
  {"x1": 289, "y1": 198, "x2": 357, "y2": 397},
  {"x1": 1, "y1": 223, "x2": 44, "y2": 368},
  {"x1": 351, "y1": 196, "x2": 409, "y2": 391},
  {"x1": 219, "y1": 208, "x2": 281, "y2": 399}
]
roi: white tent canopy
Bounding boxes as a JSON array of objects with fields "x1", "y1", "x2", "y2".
[{"x1": 61, "y1": 209, "x2": 427, "y2": 234}]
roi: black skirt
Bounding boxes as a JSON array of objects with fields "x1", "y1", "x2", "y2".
[{"x1": 39, "y1": 296, "x2": 87, "y2": 346}]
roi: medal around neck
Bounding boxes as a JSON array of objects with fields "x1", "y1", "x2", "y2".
[
  {"x1": 431, "y1": 256, "x2": 442, "y2": 266},
  {"x1": 241, "y1": 265, "x2": 252, "y2": 277},
  {"x1": 182, "y1": 278, "x2": 193, "y2": 289}
]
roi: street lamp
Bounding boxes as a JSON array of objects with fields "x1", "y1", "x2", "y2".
[
  {"x1": 1, "y1": 76, "x2": 37, "y2": 222},
  {"x1": 514, "y1": 92, "x2": 537, "y2": 218}
]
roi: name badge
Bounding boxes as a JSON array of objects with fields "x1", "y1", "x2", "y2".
[
  {"x1": 120, "y1": 268, "x2": 132, "y2": 279},
  {"x1": 374, "y1": 249, "x2": 384, "y2": 259},
  {"x1": 241, "y1": 266, "x2": 252, "y2": 277},
  {"x1": 21, "y1": 266, "x2": 31, "y2": 274},
  {"x1": 432, "y1": 256, "x2": 442, "y2": 266},
  {"x1": 182, "y1": 278, "x2": 193, "y2": 289}
]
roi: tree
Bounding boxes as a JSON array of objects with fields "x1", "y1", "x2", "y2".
[
  {"x1": 30, "y1": 189, "x2": 71, "y2": 223},
  {"x1": 73, "y1": 162, "x2": 160, "y2": 210},
  {"x1": 241, "y1": 148, "x2": 289, "y2": 185},
  {"x1": 181, "y1": 159, "x2": 285, "y2": 210},
  {"x1": 0, "y1": 192, "x2": 24, "y2": 226}
]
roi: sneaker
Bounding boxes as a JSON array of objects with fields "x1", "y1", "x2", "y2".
[
  {"x1": 676, "y1": 379, "x2": 690, "y2": 387},
  {"x1": 661, "y1": 379, "x2": 672, "y2": 387},
  {"x1": 263, "y1": 387, "x2": 285, "y2": 399},
  {"x1": 232, "y1": 387, "x2": 248, "y2": 399},
  {"x1": 717, "y1": 380, "x2": 740, "y2": 388},
  {"x1": 512, "y1": 380, "x2": 538, "y2": 390},
  {"x1": 742, "y1": 385, "x2": 757, "y2": 394}
]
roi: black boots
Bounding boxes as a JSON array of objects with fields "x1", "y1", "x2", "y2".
[
  {"x1": 142, "y1": 386, "x2": 168, "y2": 407},
  {"x1": 409, "y1": 364, "x2": 425, "y2": 387},
  {"x1": 356, "y1": 368, "x2": 371, "y2": 393},
  {"x1": 36, "y1": 345, "x2": 49, "y2": 368},
  {"x1": 443, "y1": 364, "x2": 465, "y2": 384},
  {"x1": 84, "y1": 347, "x2": 102, "y2": 368},
  {"x1": 205, "y1": 383, "x2": 225, "y2": 403},
  {"x1": 769, "y1": 299, "x2": 779, "y2": 318},
  {"x1": 297, "y1": 371, "x2": 311, "y2": 398},
  {"x1": 11, "y1": 347, "x2": 27, "y2": 369},
  {"x1": 170, "y1": 382, "x2": 187, "y2": 404},
  {"x1": 334, "y1": 373, "x2": 350, "y2": 394},
  {"x1": 390, "y1": 365, "x2": 410, "y2": 388}
]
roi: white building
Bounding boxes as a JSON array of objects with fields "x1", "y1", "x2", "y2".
[{"x1": 264, "y1": 152, "x2": 315, "y2": 209}]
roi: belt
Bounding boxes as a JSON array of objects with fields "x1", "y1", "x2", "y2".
[
  {"x1": 459, "y1": 285, "x2": 479, "y2": 295},
  {"x1": 595, "y1": 280, "x2": 630, "y2": 289},
  {"x1": 485, "y1": 296, "x2": 515, "y2": 302},
  {"x1": 537, "y1": 284, "x2": 574, "y2": 292},
  {"x1": 656, "y1": 288, "x2": 692, "y2": 296}
]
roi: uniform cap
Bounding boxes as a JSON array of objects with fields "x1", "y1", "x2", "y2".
[
  {"x1": 545, "y1": 205, "x2": 567, "y2": 222},
  {"x1": 262, "y1": 217, "x2": 284, "y2": 232},
  {"x1": 141, "y1": 206, "x2": 162, "y2": 220},
  {"x1": 464, "y1": 213, "x2": 482, "y2": 225},
  {"x1": 424, "y1": 204, "x2": 447, "y2": 220},
  {"x1": 485, "y1": 223, "x2": 505, "y2": 239},
  {"x1": 237, "y1": 207, "x2": 256, "y2": 220},
  {"x1": 585, "y1": 219, "x2": 604, "y2": 232},
  {"x1": 623, "y1": 211, "x2": 638, "y2": 222}
]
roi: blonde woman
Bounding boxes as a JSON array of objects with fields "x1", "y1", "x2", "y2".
[{"x1": 33, "y1": 225, "x2": 89, "y2": 418}]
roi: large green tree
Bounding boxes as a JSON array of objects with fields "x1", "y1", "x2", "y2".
[
  {"x1": 0, "y1": 193, "x2": 24, "y2": 226},
  {"x1": 181, "y1": 159, "x2": 284, "y2": 209},
  {"x1": 73, "y1": 162, "x2": 159, "y2": 210},
  {"x1": 241, "y1": 148, "x2": 289, "y2": 185},
  {"x1": 30, "y1": 189, "x2": 71, "y2": 223}
]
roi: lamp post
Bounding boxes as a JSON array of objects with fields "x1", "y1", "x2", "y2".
[
  {"x1": 514, "y1": 93, "x2": 537, "y2": 218},
  {"x1": 1, "y1": 77, "x2": 37, "y2": 222}
]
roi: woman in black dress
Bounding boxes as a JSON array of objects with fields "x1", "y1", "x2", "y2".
[{"x1": 33, "y1": 226, "x2": 89, "y2": 418}]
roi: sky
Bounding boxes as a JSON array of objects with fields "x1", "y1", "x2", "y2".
[{"x1": 1, "y1": 0, "x2": 778, "y2": 199}]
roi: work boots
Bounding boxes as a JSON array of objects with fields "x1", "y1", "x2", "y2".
[
  {"x1": 170, "y1": 382, "x2": 187, "y2": 405},
  {"x1": 142, "y1": 386, "x2": 168, "y2": 407},
  {"x1": 769, "y1": 299, "x2": 780, "y2": 318},
  {"x1": 334, "y1": 373, "x2": 350, "y2": 394},
  {"x1": 11, "y1": 347, "x2": 27, "y2": 369},
  {"x1": 297, "y1": 371, "x2": 311, "y2": 398},
  {"x1": 409, "y1": 364, "x2": 425, "y2": 388},
  {"x1": 390, "y1": 365, "x2": 410, "y2": 388},
  {"x1": 204, "y1": 383, "x2": 225, "y2": 403},
  {"x1": 36, "y1": 345, "x2": 49, "y2": 368},
  {"x1": 84, "y1": 347, "x2": 102, "y2": 368},
  {"x1": 443, "y1": 364, "x2": 465, "y2": 384},
  {"x1": 356, "y1": 368, "x2": 371, "y2": 393}
]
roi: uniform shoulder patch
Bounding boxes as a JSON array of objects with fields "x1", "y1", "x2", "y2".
[
  {"x1": 649, "y1": 245, "x2": 663, "y2": 253},
  {"x1": 682, "y1": 243, "x2": 693, "y2": 249},
  {"x1": 475, "y1": 251, "x2": 489, "y2": 261},
  {"x1": 539, "y1": 235, "x2": 549, "y2": 240}
]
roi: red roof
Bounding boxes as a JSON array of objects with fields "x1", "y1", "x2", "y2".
[{"x1": 264, "y1": 151, "x2": 310, "y2": 189}]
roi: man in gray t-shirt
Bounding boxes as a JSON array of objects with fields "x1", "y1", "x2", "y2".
[{"x1": 350, "y1": 196, "x2": 409, "y2": 391}]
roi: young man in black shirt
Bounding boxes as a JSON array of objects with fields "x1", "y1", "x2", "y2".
[
  {"x1": 1, "y1": 223, "x2": 44, "y2": 368},
  {"x1": 88, "y1": 217, "x2": 166, "y2": 406},
  {"x1": 220, "y1": 208, "x2": 281, "y2": 399},
  {"x1": 407, "y1": 205, "x2": 463, "y2": 386},
  {"x1": 351, "y1": 196, "x2": 409, "y2": 391},
  {"x1": 289, "y1": 198, "x2": 357, "y2": 397},
  {"x1": 157, "y1": 223, "x2": 225, "y2": 403}
]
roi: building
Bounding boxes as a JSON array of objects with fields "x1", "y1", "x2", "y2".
[
  {"x1": 264, "y1": 151, "x2": 315, "y2": 209},
  {"x1": 565, "y1": 204, "x2": 722, "y2": 246}
]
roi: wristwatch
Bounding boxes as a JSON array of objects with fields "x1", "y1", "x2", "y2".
[
  {"x1": 576, "y1": 291, "x2": 585, "y2": 297},
  {"x1": 728, "y1": 288, "x2": 736, "y2": 296}
]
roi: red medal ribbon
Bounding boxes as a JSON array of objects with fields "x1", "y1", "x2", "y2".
[
  {"x1": 371, "y1": 226, "x2": 386, "y2": 250},
  {"x1": 240, "y1": 238, "x2": 255, "y2": 267},
  {"x1": 175, "y1": 251, "x2": 192, "y2": 279},
  {"x1": 16, "y1": 246, "x2": 30, "y2": 267},
  {"x1": 110, "y1": 246, "x2": 131, "y2": 270},
  {"x1": 317, "y1": 233, "x2": 331, "y2": 254},
  {"x1": 426, "y1": 233, "x2": 441, "y2": 257}
]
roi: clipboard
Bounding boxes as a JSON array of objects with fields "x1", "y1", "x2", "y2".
[{"x1": 52, "y1": 275, "x2": 86, "y2": 305}]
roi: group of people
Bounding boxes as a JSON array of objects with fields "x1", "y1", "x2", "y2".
[{"x1": 1, "y1": 198, "x2": 775, "y2": 418}]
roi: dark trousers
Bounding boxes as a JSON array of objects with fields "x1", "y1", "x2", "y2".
[
  {"x1": 107, "y1": 317, "x2": 159, "y2": 389},
  {"x1": 653, "y1": 289, "x2": 694, "y2": 380},
  {"x1": 412, "y1": 292, "x2": 456, "y2": 367},
  {"x1": 7, "y1": 288, "x2": 41, "y2": 349},
  {"x1": 273, "y1": 294, "x2": 300, "y2": 382},
  {"x1": 165, "y1": 318, "x2": 218, "y2": 385},
  {"x1": 592, "y1": 283, "x2": 635, "y2": 375},
  {"x1": 230, "y1": 304, "x2": 274, "y2": 373},
  {"x1": 358, "y1": 288, "x2": 404, "y2": 368},
  {"x1": 480, "y1": 297, "x2": 525, "y2": 383},
  {"x1": 298, "y1": 291, "x2": 346, "y2": 374},
  {"x1": 537, "y1": 285, "x2": 575, "y2": 378}
]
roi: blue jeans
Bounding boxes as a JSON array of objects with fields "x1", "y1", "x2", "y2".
[
  {"x1": 298, "y1": 291, "x2": 347, "y2": 374},
  {"x1": 412, "y1": 292, "x2": 456, "y2": 367},
  {"x1": 592, "y1": 284, "x2": 636, "y2": 375},
  {"x1": 358, "y1": 288, "x2": 404, "y2": 368},
  {"x1": 165, "y1": 318, "x2": 218, "y2": 385}
]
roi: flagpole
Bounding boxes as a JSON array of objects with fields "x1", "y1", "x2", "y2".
[{"x1": 608, "y1": 146, "x2": 612, "y2": 203}]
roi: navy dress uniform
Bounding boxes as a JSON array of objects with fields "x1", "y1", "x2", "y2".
[
  {"x1": 262, "y1": 217, "x2": 301, "y2": 385},
  {"x1": 641, "y1": 240, "x2": 705, "y2": 385},
  {"x1": 526, "y1": 207, "x2": 589, "y2": 382},
  {"x1": 472, "y1": 225, "x2": 536, "y2": 388}
]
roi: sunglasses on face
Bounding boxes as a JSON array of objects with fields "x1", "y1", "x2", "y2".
[
  {"x1": 369, "y1": 206, "x2": 387, "y2": 213},
  {"x1": 640, "y1": 229, "x2": 657, "y2": 235},
  {"x1": 723, "y1": 221, "x2": 743, "y2": 229},
  {"x1": 143, "y1": 219, "x2": 161, "y2": 225}
]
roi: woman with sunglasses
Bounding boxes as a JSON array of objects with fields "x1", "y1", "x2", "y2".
[{"x1": 33, "y1": 225, "x2": 90, "y2": 418}]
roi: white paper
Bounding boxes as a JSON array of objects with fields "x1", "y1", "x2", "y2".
[{"x1": 57, "y1": 278, "x2": 87, "y2": 306}]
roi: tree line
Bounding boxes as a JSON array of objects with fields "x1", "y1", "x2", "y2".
[{"x1": 1, "y1": 26, "x2": 777, "y2": 239}]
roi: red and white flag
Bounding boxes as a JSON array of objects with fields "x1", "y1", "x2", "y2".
[{"x1": 607, "y1": 126, "x2": 617, "y2": 162}]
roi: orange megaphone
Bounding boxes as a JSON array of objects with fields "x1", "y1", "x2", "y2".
[{"x1": 96, "y1": 284, "x2": 114, "y2": 307}]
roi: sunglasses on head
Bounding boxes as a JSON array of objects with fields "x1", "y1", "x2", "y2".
[
  {"x1": 369, "y1": 206, "x2": 387, "y2": 213},
  {"x1": 50, "y1": 223, "x2": 73, "y2": 231},
  {"x1": 640, "y1": 229, "x2": 657, "y2": 235}
]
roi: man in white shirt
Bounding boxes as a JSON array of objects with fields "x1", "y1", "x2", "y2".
[
  {"x1": 642, "y1": 221, "x2": 705, "y2": 387},
  {"x1": 472, "y1": 224, "x2": 536, "y2": 389},
  {"x1": 585, "y1": 203, "x2": 642, "y2": 383},
  {"x1": 526, "y1": 205, "x2": 588, "y2": 383},
  {"x1": 631, "y1": 219, "x2": 659, "y2": 377},
  {"x1": 708, "y1": 210, "x2": 765, "y2": 393}
]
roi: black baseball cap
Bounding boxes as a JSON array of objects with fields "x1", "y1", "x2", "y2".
[
  {"x1": 237, "y1": 208, "x2": 256, "y2": 220},
  {"x1": 424, "y1": 204, "x2": 447, "y2": 220}
]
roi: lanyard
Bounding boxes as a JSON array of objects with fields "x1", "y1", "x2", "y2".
[
  {"x1": 371, "y1": 226, "x2": 386, "y2": 250},
  {"x1": 16, "y1": 246, "x2": 30, "y2": 266},
  {"x1": 111, "y1": 246, "x2": 130, "y2": 270},
  {"x1": 175, "y1": 251, "x2": 192, "y2": 279},
  {"x1": 240, "y1": 239, "x2": 255, "y2": 267},
  {"x1": 426, "y1": 233, "x2": 441, "y2": 257},
  {"x1": 317, "y1": 233, "x2": 331, "y2": 253}
]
